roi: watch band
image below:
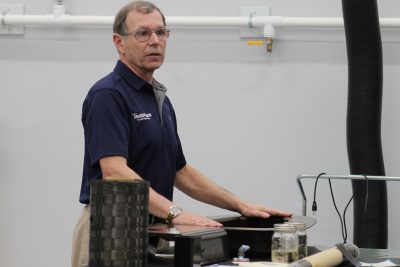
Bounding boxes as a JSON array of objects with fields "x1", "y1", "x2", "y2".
[
  {"x1": 166, "y1": 205, "x2": 182, "y2": 224},
  {"x1": 166, "y1": 212, "x2": 174, "y2": 224}
]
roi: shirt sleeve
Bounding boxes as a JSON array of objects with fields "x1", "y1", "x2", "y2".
[
  {"x1": 175, "y1": 132, "x2": 186, "y2": 171},
  {"x1": 83, "y1": 89, "x2": 129, "y2": 166}
]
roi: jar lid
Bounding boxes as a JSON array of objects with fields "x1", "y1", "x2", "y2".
[
  {"x1": 274, "y1": 223, "x2": 296, "y2": 232},
  {"x1": 287, "y1": 222, "x2": 307, "y2": 231}
]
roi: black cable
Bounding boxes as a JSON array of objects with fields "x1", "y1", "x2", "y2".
[
  {"x1": 328, "y1": 178, "x2": 354, "y2": 244},
  {"x1": 341, "y1": 175, "x2": 368, "y2": 244},
  {"x1": 361, "y1": 175, "x2": 369, "y2": 215},
  {"x1": 342, "y1": 194, "x2": 353, "y2": 244},
  {"x1": 313, "y1": 173, "x2": 364, "y2": 244},
  {"x1": 312, "y1": 172, "x2": 326, "y2": 214},
  {"x1": 361, "y1": 174, "x2": 370, "y2": 246},
  {"x1": 328, "y1": 179, "x2": 346, "y2": 242}
]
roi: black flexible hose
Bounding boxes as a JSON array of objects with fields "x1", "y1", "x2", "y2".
[{"x1": 342, "y1": 0, "x2": 387, "y2": 248}]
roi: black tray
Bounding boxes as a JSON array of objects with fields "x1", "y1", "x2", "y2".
[{"x1": 214, "y1": 215, "x2": 317, "y2": 258}]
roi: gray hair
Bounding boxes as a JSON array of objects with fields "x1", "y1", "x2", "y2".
[{"x1": 113, "y1": 1, "x2": 166, "y2": 34}]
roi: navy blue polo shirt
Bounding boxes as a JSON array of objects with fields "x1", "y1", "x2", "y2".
[{"x1": 79, "y1": 60, "x2": 186, "y2": 204}]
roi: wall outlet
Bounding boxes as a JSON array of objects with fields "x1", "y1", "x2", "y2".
[
  {"x1": 240, "y1": 7, "x2": 270, "y2": 39},
  {"x1": 0, "y1": 4, "x2": 25, "y2": 35}
]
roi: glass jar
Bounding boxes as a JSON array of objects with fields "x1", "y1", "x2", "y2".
[
  {"x1": 271, "y1": 223, "x2": 299, "y2": 263},
  {"x1": 289, "y1": 222, "x2": 307, "y2": 259}
]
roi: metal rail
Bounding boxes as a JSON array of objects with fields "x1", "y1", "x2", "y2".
[{"x1": 296, "y1": 174, "x2": 400, "y2": 216}]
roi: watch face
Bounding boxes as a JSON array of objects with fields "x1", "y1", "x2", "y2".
[{"x1": 169, "y1": 205, "x2": 182, "y2": 217}]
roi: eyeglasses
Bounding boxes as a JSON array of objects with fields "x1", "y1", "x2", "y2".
[{"x1": 122, "y1": 28, "x2": 170, "y2": 42}]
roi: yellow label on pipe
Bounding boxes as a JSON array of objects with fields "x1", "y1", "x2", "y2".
[{"x1": 247, "y1": 40, "x2": 264, "y2": 45}]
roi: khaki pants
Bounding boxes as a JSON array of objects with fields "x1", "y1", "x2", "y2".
[{"x1": 71, "y1": 206, "x2": 90, "y2": 267}]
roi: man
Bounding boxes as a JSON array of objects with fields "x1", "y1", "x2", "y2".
[{"x1": 72, "y1": 1, "x2": 291, "y2": 266}]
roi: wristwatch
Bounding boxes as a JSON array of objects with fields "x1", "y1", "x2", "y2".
[{"x1": 166, "y1": 205, "x2": 182, "y2": 224}]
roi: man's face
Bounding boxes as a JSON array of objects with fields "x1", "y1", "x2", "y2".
[{"x1": 115, "y1": 10, "x2": 167, "y2": 80}]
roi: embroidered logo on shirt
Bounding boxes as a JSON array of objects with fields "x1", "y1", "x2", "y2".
[{"x1": 132, "y1": 112, "x2": 152, "y2": 121}]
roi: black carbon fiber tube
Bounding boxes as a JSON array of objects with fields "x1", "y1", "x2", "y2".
[
  {"x1": 342, "y1": 0, "x2": 387, "y2": 248},
  {"x1": 89, "y1": 180, "x2": 149, "y2": 267}
]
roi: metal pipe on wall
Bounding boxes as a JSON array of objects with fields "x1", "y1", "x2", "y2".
[{"x1": 2, "y1": 14, "x2": 400, "y2": 29}]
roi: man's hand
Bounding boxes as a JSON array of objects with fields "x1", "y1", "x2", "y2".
[
  {"x1": 171, "y1": 211, "x2": 222, "y2": 227},
  {"x1": 238, "y1": 202, "x2": 292, "y2": 219},
  {"x1": 175, "y1": 164, "x2": 292, "y2": 221}
]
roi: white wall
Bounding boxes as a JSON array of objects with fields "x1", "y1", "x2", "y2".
[{"x1": 1, "y1": 1, "x2": 400, "y2": 267}]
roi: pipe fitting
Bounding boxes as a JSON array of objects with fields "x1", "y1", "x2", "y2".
[
  {"x1": 263, "y1": 23, "x2": 275, "y2": 52},
  {"x1": 53, "y1": 1, "x2": 66, "y2": 17}
]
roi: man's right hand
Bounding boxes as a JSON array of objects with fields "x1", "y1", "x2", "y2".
[{"x1": 172, "y1": 211, "x2": 222, "y2": 227}]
